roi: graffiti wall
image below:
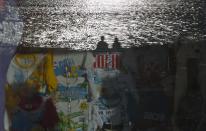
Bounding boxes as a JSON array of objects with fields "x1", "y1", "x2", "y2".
[
  {"x1": 122, "y1": 47, "x2": 174, "y2": 130},
  {"x1": 53, "y1": 52, "x2": 94, "y2": 131},
  {"x1": 5, "y1": 50, "x2": 127, "y2": 131},
  {"x1": 4, "y1": 47, "x2": 175, "y2": 131}
]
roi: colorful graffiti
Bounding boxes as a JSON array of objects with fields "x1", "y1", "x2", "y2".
[
  {"x1": 5, "y1": 49, "x2": 175, "y2": 131},
  {"x1": 53, "y1": 53, "x2": 93, "y2": 131}
]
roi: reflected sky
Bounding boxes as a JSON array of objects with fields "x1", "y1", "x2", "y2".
[{"x1": 17, "y1": 0, "x2": 206, "y2": 49}]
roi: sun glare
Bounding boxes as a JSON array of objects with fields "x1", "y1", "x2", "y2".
[{"x1": 86, "y1": 0, "x2": 131, "y2": 12}]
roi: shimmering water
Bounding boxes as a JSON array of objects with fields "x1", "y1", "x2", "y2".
[{"x1": 17, "y1": 0, "x2": 206, "y2": 49}]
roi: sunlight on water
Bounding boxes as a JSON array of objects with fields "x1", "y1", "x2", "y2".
[
  {"x1": 85, "y1": 0, "x2": 133, "y2": 12},
  {"x1": 17, "y1": 0, "x2": 205, "y2": 49},
  {"x1": 87, "y1": 0, "x2": 127, "y2": 5}
]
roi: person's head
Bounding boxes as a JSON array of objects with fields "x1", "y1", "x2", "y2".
[
  {"x1": 100, "y1": 36, "x2": 105, "y2": 41},
  {"x1": 114, "y1": 37, "x2": 119, "y2": 43}
]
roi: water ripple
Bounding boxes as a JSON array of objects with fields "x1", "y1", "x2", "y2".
[{"x1": 16, "y1": 0, "x2": 206, "y2": 49}]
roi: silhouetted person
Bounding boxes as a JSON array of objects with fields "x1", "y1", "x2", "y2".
[
  {"x1": 96, "y1": 36, "x2": 108, "y2": 50},
  {"x1": 112, "y1": 37, "x2": 121, "y2": 49}
]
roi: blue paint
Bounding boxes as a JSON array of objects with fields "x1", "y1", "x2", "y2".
[
  {"x1": 14, "y1": 70, "x2": 25, "y2": 83},
  {"x1": 54, "y1": 58, "x2": 75, "y2": 76},
  {"x1": 58, "y1": 84, "x2": 88, "y2": 101},
  {"x1": 11, "y1": 108, "x2": 43, "y2": 131}
]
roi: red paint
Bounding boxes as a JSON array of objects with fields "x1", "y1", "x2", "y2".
[{"x1": 93, "y1": 53, "x2": 121, "y2": 69}]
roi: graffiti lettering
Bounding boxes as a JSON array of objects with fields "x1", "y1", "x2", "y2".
[{"x1": 93, "y1": 53, "x2": 120, "y2": 69}]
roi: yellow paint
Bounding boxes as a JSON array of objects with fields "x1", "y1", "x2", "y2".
[
  {"x1": 44, "y1": 52, "x2": 58, "y2": 93},
  {"x1": 14, "y1": 54, "x2": 37, "y2": 69},
  {"x1": 80, "y1": 101, "x2": 88, "y2": 111}
]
